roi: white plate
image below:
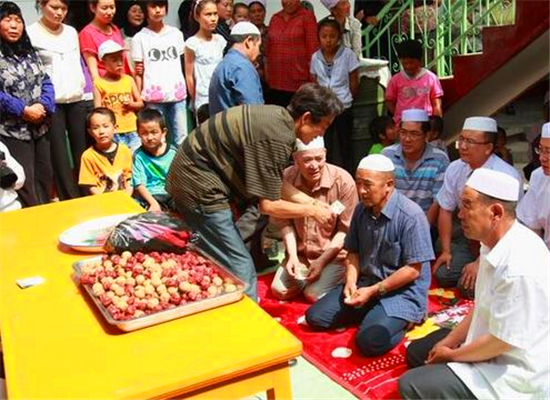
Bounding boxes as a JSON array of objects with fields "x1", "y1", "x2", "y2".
[{"x1": 59, "y1": 213, "x2": 137, "y2": 252}]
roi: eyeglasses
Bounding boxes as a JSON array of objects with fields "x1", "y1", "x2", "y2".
[
  {"x1": 399, "y1": 128, "x2": 424, "y2": 139},
  {"x1": 456, "y1": 136, "x2": 491, "y2": 147},
  {"x1": 535, "y1": 145, "x2": 550, "y2": 156}
]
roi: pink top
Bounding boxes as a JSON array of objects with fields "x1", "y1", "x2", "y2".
[
  {"x1": 78, "y1": 23, "x2": 131, "y2": 77},
  {"x1": 385, "y1": 69, "x2": 443, "y2": 124}
]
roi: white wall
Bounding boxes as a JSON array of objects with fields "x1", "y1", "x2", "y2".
[{"x1": 18, "y1": 0, "x2": 332, "y2": 28}]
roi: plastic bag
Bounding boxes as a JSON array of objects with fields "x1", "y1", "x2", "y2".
[{"x1": 104, "y1": 212, "x2": 195, "y2": 254}]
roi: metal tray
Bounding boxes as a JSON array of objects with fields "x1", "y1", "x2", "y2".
[{"x1": 72, "y1": 246, "x2": 247, "y2": 332}]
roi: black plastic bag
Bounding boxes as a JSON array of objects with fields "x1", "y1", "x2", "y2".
[{"x1": 104, "y1": 212, "x2": 195, "y2": 254}]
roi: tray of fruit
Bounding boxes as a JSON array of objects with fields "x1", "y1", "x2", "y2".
[{"x1": 73, "y1": 246, "x2": 247, "y2": 331}]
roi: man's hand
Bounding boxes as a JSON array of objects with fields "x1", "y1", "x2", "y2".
[
  {"x1": 335, "y1": 249, "x2": 348, "y2": 262},
  {"x1": 366, "y1": 16, "x2": 379, "y2": 26},
  {"x1": 22, "y1": 104, "x2": 46, "y2": 123},
  {"x1": 309, "y1": 202, "x2": 334, "y2": 225},
  {"x1": 355, "y1": 9, "x2": 364, "y2": 22},
  {"x1": 285, "y1": 257, "x2": 307, "y2": 278},
  {"x1": 148, "y1": 200, "x2": 162, "y2": 212},
  {"x1": 345, "y1": 286, "x2": 376, "y2": 307},
  {"x1": 306, "y1": 259, "x2": 324, "y2": 282},
  {"x1": 459, "y1": 259, "x2": 479, "y2": 292},
  {"x1": 432, "y1": 251, "x2": 452, "y2": 274},
  {"x1": 343, "y1": 280, "x2": 357, "y2": 301},
  {"x1": 426, "y1": 345, "x2": 455, "y2": 364}
]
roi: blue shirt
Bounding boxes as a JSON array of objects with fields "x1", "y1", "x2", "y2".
[
  {"x1": 208, "y1": 49, "x2": 264, "y2": 116},
  {"x1": 344, "y1": 191, "x2": 434, "y2": 322},
  {"x1": 383, "y1": 143, "x2": 449, "y2": 212},
  {"x1": 132, "y1": 145, "x2": 177, "y2": 196}
]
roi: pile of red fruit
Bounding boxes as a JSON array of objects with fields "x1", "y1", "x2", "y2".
[{"x1": 79, "y1": 251, "x2": 240, "y2": 321}]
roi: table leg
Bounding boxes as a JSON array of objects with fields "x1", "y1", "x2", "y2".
[{"x1": 266, "y1": 365, "x2": 292, "y2": 400}]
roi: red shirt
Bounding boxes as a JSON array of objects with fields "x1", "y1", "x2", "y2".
[{"x1": 266, "y1": 8, "x2": 318, "y2": 93}]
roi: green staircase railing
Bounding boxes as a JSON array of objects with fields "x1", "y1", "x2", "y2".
[{"x1": 362, "y1": 0, "x2": 516, "y2": 77}]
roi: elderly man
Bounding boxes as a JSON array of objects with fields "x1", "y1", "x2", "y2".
[
  {"x1": 383, "y1": 109, "x2": 449, "y2": 226},
  {"x1": 271, "y1": 136, "x2": 358, "y2": 302},
  {"x1": 433, "y1": 116, "x2": 523, "y2": 298},
  {"x1": 305, "y1": 155, "x2": 434, "y2": 356},
  {"x1": 517, "y1": 122, "x2": 550, "y2": 249},
  {"x1": 399, "y1": 169, "x2": 549, "y2": 400},
  {"x1": 167, "y1": 84, "x2": 343, "y2": 301},
  {"x1": 208, "y1": 22, "x2": 264, "y2": 116}
]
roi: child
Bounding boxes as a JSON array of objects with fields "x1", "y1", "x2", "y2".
[
  {"x1": 367, "y1": 115, "x2": 398, "y2": 155},
  {"x1": 232, "y1": 3, "x2": 249, "y2": 23},
  {"x1": 427, "y1": 115, "x2": 448, "y2": 156},
  {"x1": 132, "y1": 0, "x2": 188, "y2": 145},
  {"x1": 132, "y1": 108, "x2": 177, "y2": 211},
  {"x1": 79, "y1": 108, "x2": 133, "y2": 195},
  {"x1": 185, "y1": 0, "x2": 227, "y2": 124},
  {"x1": 79, "y1": 0, "x2": 131, "y2": 80},
  {"x1": 385, "y1": 39, "x2": 443, "y2": 125},
  {"x1": 310, "y1": 17, "x2": 359, "y2": 174},
  {"x1": 93, "y1": 40, "x2": 143, "y2": 151}
]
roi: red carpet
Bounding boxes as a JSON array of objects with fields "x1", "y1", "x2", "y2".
[{"x1": 258, "y1": 274, "x2": 473, "y2": 400}]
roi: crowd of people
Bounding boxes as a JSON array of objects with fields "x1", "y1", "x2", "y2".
[{"x1": 1, "y1": 0, "x2": 549, "y2": 398}]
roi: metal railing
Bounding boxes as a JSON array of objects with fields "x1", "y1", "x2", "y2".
[{"x1": 362, "y1": 0, "x2": 516, "y2": 77}]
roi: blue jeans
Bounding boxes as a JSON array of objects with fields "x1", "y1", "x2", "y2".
[
  {"x1": 306, "y1": 284, "x2": 408, "y2": 356},
  {"x1": 147, "y1": 101, "x2": 189, "y2": 146},
  {"x1": 181, "y1": 207, "x2": 257, "y2": 301},
  {"x1": 114, "y1": 131, "x2": 141, "y2": 152}
]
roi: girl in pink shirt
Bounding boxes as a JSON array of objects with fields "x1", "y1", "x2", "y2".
[
  {"x1": 385, "y1": 39, "x2": 443, "y2": 125},
  {"x1": 79, "y1": 0, "x2": 131, "y2": 80}
]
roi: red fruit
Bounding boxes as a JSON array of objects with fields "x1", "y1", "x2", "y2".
[
  {"x1": 99, "y1": 293, "x2": 112, "y2": 306},
  {"x1": 124, "y1": 285, "x2": 135, "y2": 295},
  {"x1": 153, "y1": 304, "x2": 163, "y2": 312},
  {"x1": 136, "y1": 300, "x2": 147, "y2": 310},
  {"x1": 102, "y1": 281, "x2": 112, "y2": 290},
  {"x1": 179, "y1": 298, "x2": 187, "y2": 305},
  {"x1": 110, "y1": 255, "x2": 121, "y2": 265},
  {"x1": 126, "y1": 305, "x2": 137, "y2": 315},
  {"x1": 187, "y1": 292, "x2": 197, "y2": 301},
  {"x1": 195, "y1": 293, "x2": 204, "y2": 301},
  {"x1": 127, "y1": 256, "x2": 136, "y2": 264},
  {"x1": 126, "y1": 296, "x2": 135, "y2": 305},
  {"x1": 133, "y1": 264, "x2": 144, "y2": 275},
  {"x1": 160, "y1": 301, "x2": 170, "y2": 309},
  {"x1": 112, "y1": 312, "x2": 123, "y2": 320},
  {"x1": 101, "y1": 254, "x2": 109, "y2": 262},
  {"x1": 107, "y1": 305, "x2": 118, "y2": 315},
  {"x1": 135, "y1": 252, "x2": 145, "y2": 262},
  {"x1": 170, "y1": 293, "x2": 181, "y2": 304},
  {"x1": 165, "y1": 278, "x2": 177, "y2": 287},
  {"x1": 97, "y1": 271, "x2": 106, "y2": 280}
]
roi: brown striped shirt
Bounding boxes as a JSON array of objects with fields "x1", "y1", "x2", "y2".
[{"x1": 166, "y1": 105, "x2": 296, "y2": 213}]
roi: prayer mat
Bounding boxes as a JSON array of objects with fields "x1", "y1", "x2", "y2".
[{"x1": 258, "y1": 274, "x2": 473, "y2": 399}]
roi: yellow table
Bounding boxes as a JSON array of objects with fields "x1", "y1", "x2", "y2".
[{"x1": 0, "y1": 192, "x2": 301, "y2": 399}]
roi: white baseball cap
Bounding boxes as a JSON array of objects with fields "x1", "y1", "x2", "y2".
[
  {"x1": 98, "y1": 40, "x2": 125, "y2": 60},
  {"x1": 462, "y1": 117, "x2": 498, "y2": 133},
  {"x1": 402, "y1": 109, "x2": 429, "y2": 122}
]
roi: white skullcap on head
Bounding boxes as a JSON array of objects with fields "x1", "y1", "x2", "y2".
[
  {"x1": 230, "y1": 21, "x2": 261, "y2": 36},
  {"x1": 402, "y1": 109, "x2": 429, "y2": 122},
  {"x1": 320, "y1": 0, "x2": 340, "y2": 10},
  {"x1": 98, "y1": 40, "x2": 124, "y2": 59},
  {"x1": 542, "y1": 122, "x2": 550, "y2": 139},
  {"x1": 295, "y1": 136, "x2": 325, "y2": 152},
  {"x1": 357, "y1": 154, "x2": 395, "y2": 172},
  {"x1": 466, "y1": 168, "x2": 519, "y2": 201},
  {"x1": 244, "y1": 0, "x2": 266, "y2": 7},
  {"x1": 462, "y1": 117, "x2": 498, "y2": 133}
]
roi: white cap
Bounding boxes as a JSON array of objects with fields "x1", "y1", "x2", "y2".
[
  {"x1": 542, "y1": 122, "x2": 550, "y2": 139},
  {"x1": 244, "y1": 0, "x2": 266, "y2": 7},
  {"x1": 357, "y1": 154, "x2": 395, "y2": 172},
  {"x1": 230, "y1": 21, "x2": 261, "y2": 36},
  {"x1": 320, "y1": 0, "x2": 339, "y2": 10},
  {"x1": 98, "y1": 40, "x2": 125, "y2": 60},
  {"x1": 462, "y1": 117, "x2": 498, "y2": 133},
  {"x1": 402, "y1": 109, "x2": 429, "y2": 122},
  {"x1": 295, "y1": 136, "x2": 325, "y2": 152},
  {"x1": 466, "y1": 168, "x2": 519, "y2": 201}
]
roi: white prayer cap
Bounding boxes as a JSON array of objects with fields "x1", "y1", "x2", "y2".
[
  {"x1": 357, "y1": 154, "x2": 395, "y2": 172},
  {"x1": 98, "y1": 40, "x2": 124, "y2": 59},
  {"x1": 295, "y1": 136, "x2": 325, "y2": 152},
  {"x1": 402, "y1": 109, "x2": 429, "y2": 122},
  {"x1": 230, "y1": 21, "x2": 261, "y2": 36},
  {"x1": 466, "y1": 168, "x2": 519, "y2": 201},
  {"x1": 320, "y1": 0, "x2": 339, "y2": 10},
  {"x1": 462, "y1": 117, "x2": 498, "y2": 133},
  {"x1": 244, "y1": 0, "x2": 266, "y2": 7},
  {"x1": 542, "y1": 122, "x2": 550, "y2": 139}
]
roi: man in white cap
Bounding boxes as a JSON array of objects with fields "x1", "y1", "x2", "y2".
[
  {"x1": 399, "y1": 168, "x2": 549, "y2": 400},
  {"x1": 433, "y1": 116, "x2": 523, "y2": 298},
  {"x1": 208, "y1": 21, "x2": 264, "y2": 116},
  {"x1": 517, "y1": 122, "x2": 550, "y2": 249},
  {"x1": 271, "y1": 136, "x2": 358, "y2": 302},
  {"x1": 305, "y1": 154, "x2": 434, "y2": 356},
  {"x1": 383, "y1": 109, "x2": 449, "y2": 225}
]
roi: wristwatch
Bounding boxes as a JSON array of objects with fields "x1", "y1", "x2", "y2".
[{"x1": 377, "y1": 282, "x2": 387, "y2": 296}]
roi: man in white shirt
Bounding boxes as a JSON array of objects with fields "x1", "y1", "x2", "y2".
[
  {"x1": 433, "y1": 116, "x2": 523, "y2": 298},
  {"x1": 517, "y1": 122, "x2": 550, "y2": 249},
  {"x1": 399, "y1": 168, "x2": 550, "y2": 400}
]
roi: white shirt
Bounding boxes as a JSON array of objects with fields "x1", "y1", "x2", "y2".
[
  {"x1": 517, "y1": 167, "x2": 550, "y2": 249},
  {"x1": 0, "y1": 142, "x2": 25, "y2": 212},
  {"x1": 448, "y1": 222, "x2": 550, "y2": 399},
  {"x1": 131, "y1": 25, "x2": 186, "y2": 103},
  {"x1": 437, "y1": 154, "x2": 524, "y2": 211},
  {"x1": 27, "y1": 22, "x2": 85, "y2": 104},
  {"x1": 185, "y1": 34, "x2": 226, "y2": 110},
  {"x1": 310, "y1": 46, "x2": 359, "y2": 109}
]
